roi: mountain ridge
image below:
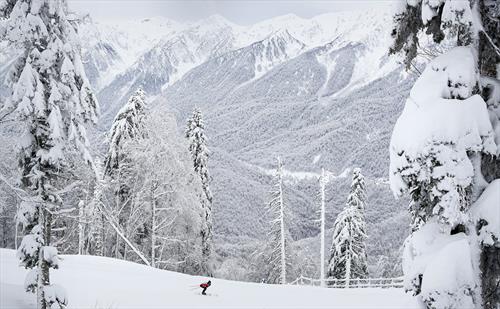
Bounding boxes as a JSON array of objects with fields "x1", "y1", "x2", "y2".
[{"x1": 0, "y1": 9, "x2": 413, "y2": 280}]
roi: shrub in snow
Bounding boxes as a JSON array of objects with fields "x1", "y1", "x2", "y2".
[
  {"x1": 327, "y1": 168, "x2": 368, "y2": 286},
  {"x1": 0, "y1": 0, "x2": 98, "y2": 308}
]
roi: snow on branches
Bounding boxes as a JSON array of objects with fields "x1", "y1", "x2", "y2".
[
  {"x1": 265, "y1": 157, "x2": 292, "y2": 284},
  {"x1": 389, "y1": 46, "x2": 498, "y2": 308},
  {"x1": 1, "y1": 0, "x2": 98, "y2": 308},
  {"x1": 186, "y1": 108, "x2": 213, "y2": 275},
  {"x1": 390, "y1": 47, "x2": 495, "y2": 228},
  {"x1": 327, "y1": 168, "x2": 368, "y2": 285},
  {"x1": 402, "y1": 218, "x2": 477, "y2": 309},
  {"x1": 104, "y1": 88, "x2": 146, "y2": 176}
]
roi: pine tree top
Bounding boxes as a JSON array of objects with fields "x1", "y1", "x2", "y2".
[
  {"x1": 0, "y1": 0, "x2": 98, "y2": 168},
  {"x1": 104, "y1": 88, "x2": 147, "y2": 175},
  {"x1": 346, "y1": 168, "x2": 366, "y2": 211},
  {"x1": 186, "y1": 107, "x2": 205, "y2": 137}
]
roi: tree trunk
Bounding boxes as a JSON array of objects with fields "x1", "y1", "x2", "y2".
[
  {"x1": 278, "y1": 162, "x2": 286, "y2": 285},
  {"x1": 99, "y1": 213, "x2": 105, "y2": 256},
  {"x1": 115, "y1": 231, "x2": 120, "y2": 258},
  {"x1": 320, "y1": 168, "x2": 326, "y2": 288},
  {"x1": 345, "y1": 243, "x2": 351, "y2": 288},
  {"x1": 151, "y1": 186, "x2": 156, "y2": 268},
  {"x1": 477, "y1": 2, "x2": 500, "y2": 308},
  {"x1": 477, "y1": 0, "x2": 499, "y2": 79},
  {"x1": 481, "y1": 245, "x2": 500, "y2": 309},
  {"x1": 78, "y1": 201, "x2": 85, "y2": 255},
  {"x1": 14, "y1": 218, "x2": 18, "y2": 250},
  {"x1": 37, "y1": 207, "x2": 51, "y2": 309}
]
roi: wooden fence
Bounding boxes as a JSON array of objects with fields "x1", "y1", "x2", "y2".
[{"x1": 289, "y1": 276, "x2": 404, "y2": 288}]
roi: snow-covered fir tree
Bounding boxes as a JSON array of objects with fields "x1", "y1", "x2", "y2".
[
  {"x1": 346, "y1": 168, "x2": 367, "y2": 212},
  {"x1": 327, "y1": 168, "x2": 368, "y2": 286},
  {"x1": 0, "y1": 0, "x2": 98, "y2": 308},
  {"x1": 185, "y1": 108, "x2": 213, "y2": 275},
  {"x1": 389, "y1": 1, "x2": 500, "y2": 307},
  {"x1": 104, "y1": 88, "x2": 147, "y2": 176},
  {"x1": 103, "y1": 88, "x2": 147, "y2": 259},
  {"x1": 264, "y1": 157, "x2": 292, "y2": 284}
]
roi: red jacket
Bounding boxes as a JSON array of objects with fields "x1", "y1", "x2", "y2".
[{"x1": 200, "y1": 283, "x2": 209, "y2": 288}]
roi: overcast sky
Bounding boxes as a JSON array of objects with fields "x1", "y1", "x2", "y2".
[{"x1": 69, "y1": 0, "x2": 398, "y2": 25}]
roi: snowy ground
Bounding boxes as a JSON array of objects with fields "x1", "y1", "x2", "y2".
[{"x1": 0, "y1": 249, "x2": 418, "y2": 309}]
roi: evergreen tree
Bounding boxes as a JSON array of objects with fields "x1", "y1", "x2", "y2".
[
  {"x1": 265, "y1": 157, "x2": 292, "y2": 284},
  {"x1": 104, "y1": 88, "x2": 146, "y2": 258},
  {"x1": 0, "y1": 1, "x2": 98, "y2": 308},
  {"x1": 389, "y1": 1, "x2": 499, "y2": 307},
  {"x1": 389, "y1": 0, "x2": 499, "y2": 76},
  {"x1": 327, "y1": 168, "x2": 368, "y2": 286},
  {"x1": 104, "y1": 88, "x2": 147, "y2": 176},
  {"x1": 185, "y1": 108, "x2": 213, "y2": 275},
  {"x1": 346, "y1": 168, "x2": 367, "y2": 212}
]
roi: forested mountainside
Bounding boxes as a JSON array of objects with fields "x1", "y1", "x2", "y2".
[{"x1": 0, "y1": 9, "x2": 413, "y2": 280}]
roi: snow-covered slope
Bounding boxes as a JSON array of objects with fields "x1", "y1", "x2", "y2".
[
  {"x1": 94, "y1": 10, "x2": 396, "y2": 128},
  {"x1": 79, "y1": 15, "x2": 180, "y2": 91},
  {"x1": 0, "y1": 9, "x2": 413, "y2": 281},
  {"x1": 96, "y1": 15, "x2": 242, "y2": 125},
  {"x1": 246, "y1": 10, "x2": 391, "y2": 48},
  {"x1": 149, "y1": 10, "x2": 412, "y2": 280},
  {"x1": 0, "y1": 249, "x2": 418, "y2": 309},
  {"x1": 79, "y1": 9, "x2": 413, "y2": 279}
]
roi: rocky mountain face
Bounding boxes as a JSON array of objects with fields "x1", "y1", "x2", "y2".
[{"x1": 0, "y1": 10, "x2": 415, "y2": 280}]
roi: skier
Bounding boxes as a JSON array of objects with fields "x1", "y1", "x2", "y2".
[{"x1": 200, "y1": 280, "x2": 211, "y2": 295}]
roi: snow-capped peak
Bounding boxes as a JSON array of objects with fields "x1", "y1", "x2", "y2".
[
  {"x1": 265, "y1": 29, "x2": 301, "y2": 43},
  {"x1": 189, "y1": 14, "x2": 240, "y2": 32},
  {"x1": 251, "y1": 29, "x2": 306, "y2": 78}
]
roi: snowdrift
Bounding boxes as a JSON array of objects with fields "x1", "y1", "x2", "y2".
[{"x1": 0, "y1": 249, "x2": 418, "y2": 308}]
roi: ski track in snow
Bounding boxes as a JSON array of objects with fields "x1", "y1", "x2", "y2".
[{"x1": 0, "y1": 249, "x2": 418, "y2": 309}]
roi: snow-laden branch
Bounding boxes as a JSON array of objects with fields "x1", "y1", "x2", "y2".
[
  {"x1": 481, "y1": 30, "x2": 500, "y2": 57},
  {"x1": 95, "y1": 201, "x2": 151, "y2": 266}
]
